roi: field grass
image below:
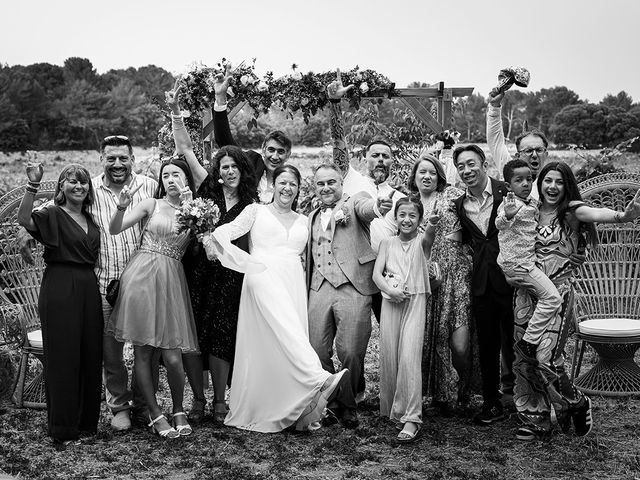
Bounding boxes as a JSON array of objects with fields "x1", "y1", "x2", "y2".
[{"x1": 1, "y1": 147, "x2": 640, "y2": 479}]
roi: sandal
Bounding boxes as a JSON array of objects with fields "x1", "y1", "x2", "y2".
[
  {"x1": 397, "y1": 422, "x2": 422, "y2": 443},
  {"x1": 148, "y1": 415, "x2": 180, "y2": 439},
  {"x1": 172, "y1": 412, "x2": 193, "y2": 436},
  {"x1": 188, "y1": 400, "x2": 206, "y2": 424},
  {"x1": 213, "y1": 401, "x2": 229, "y2": 423}
]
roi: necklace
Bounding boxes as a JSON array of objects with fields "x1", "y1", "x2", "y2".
[{"x1": 164, "y1": 198, "x2": 180, "y2": 209}]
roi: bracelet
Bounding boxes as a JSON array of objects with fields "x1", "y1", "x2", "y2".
[
  {"x1": 25, "y1": 185, "x2": 38, "y2": 194},
  {"x1": 427, "y1": 220, "x2": 438, "y2": 227},
  {"x1": 116, "y1": 205, "x2": 127, "y2": 212},
  {"x1": 27, "y1": 180, "x2": 41, "y2": 187},
  {"x1": 170, "y1": 113, "x2": 183, "y2": 120}
]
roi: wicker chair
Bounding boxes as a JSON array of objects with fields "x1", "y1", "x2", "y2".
[
  {"x1": 571, "y1": 172, "x2": 640, "y2": 396},
  {"x1": 0, "y1": 181, "x2": 56, "y2": 408}
]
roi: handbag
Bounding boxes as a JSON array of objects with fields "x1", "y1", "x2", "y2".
[
  {"x1": 429, "y1": 262, "x2": 443, "y2": 292},
  {"x1": 104, "y1": 202, "x2": 152, "y2": 307}
]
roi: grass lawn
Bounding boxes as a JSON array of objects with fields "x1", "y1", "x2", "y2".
[{"x1": 2, "y1": 320, "x2": 640, "y2": 480}]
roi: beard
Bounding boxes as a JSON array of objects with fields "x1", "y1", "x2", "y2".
[{"x1": 369, "y1": 165, "x2": 390, "y2": 185}]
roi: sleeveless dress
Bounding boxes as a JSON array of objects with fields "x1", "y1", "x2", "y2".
[
  {"x1": 208, "y1": 203, "x2": 333, "y2": 432},
  {"x1": 106, "y1": 200, "x2": 199, "y2": 352}
]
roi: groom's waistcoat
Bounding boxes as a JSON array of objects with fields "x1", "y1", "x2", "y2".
[{"x1": 310, "y1": 215, "x2": 349, "y2": 290}]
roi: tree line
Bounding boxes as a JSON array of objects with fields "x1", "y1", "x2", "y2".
[{"x1": 1, "y1": 57, "x2": 639, "y2": 151}]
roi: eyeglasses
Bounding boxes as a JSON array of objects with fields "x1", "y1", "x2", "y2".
[
  {"x1": 103, "y1": 135, "x2": 130, "y2": 142},
  {"x1": 519, "y1": 147, "x2": 547, "y2": 157}
]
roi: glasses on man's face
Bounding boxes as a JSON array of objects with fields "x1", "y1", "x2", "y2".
[
  {"x1": 519, "y1": 147, "x2": 547, "y2": 157},
  {"x1": 103, "y1": 135, "x2": 130, "y2": 142}
]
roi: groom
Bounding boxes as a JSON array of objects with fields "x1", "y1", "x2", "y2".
[{"x1": 307, "y1": 164, "x2": 391, "y2": 428}]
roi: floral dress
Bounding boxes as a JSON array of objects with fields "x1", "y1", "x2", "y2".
[{"x1": 420, "y1": 186, "x2": 479, "y2": 405}]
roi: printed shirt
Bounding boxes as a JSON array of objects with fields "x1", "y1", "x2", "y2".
[
  {"x1": 495, "y1": 196, "x2": 539, "y2": 271},
  {"x1": 462, "y1": 178, "x2": 494, "y2": 236},
  {"x1": 89, "y1": 173, "x2": 157, "y2": 294}
]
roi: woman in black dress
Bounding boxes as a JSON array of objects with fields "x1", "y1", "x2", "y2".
[
  {"x1": 167, "y1": 84, "x2": 258, "y2": 422},
  {"x1": 17, "y1": 162, "x2": 103, "y2": 444}
]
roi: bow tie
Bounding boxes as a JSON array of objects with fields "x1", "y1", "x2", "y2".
[{"x1": 320, "y1": 204, "x2": 337, "y2": 212}]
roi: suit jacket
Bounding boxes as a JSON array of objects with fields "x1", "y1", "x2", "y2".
[
  {"x1": 213, "y1": 108, "x2": 265, "y2": 182},
  {"x1": 306, "y1": 193, "x2": 379, "y2": 296},
  {"x1": 453, "y1": 177, "x2": 513, "y2": 297}
]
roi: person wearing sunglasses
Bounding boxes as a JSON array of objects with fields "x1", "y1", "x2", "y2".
[
  {"x1": 486, "y1": 90, "x2": 549, "y2": 199},
  {"x1": 212, "y1": 69, "x2": 292, "y2": 204}
]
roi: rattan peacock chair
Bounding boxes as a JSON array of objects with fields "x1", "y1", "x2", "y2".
[
  {"x1": 571, "y1": 172, "x2": 640, "y2": 396},
  {"x1": 0, "y1": 181, "x2": 57, "y2": 408}
]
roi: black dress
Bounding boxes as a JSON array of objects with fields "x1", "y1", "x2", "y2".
[
  {"x1": 29, "y1": 205, "x2": 103, "y2": 441},
  {"x1": 184, "y1": 176, "x2": 250, "y2": 364}
]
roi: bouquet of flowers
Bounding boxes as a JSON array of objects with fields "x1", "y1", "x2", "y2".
[{"x1": 174, "y1": 198, "x2": 221, "y2": 238}]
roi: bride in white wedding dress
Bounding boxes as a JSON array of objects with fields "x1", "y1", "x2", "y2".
[{"x1": 204, "y1": 165, "x2": 346, "y2": 433}]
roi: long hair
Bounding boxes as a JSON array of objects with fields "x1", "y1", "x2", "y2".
[
  {"x1": 155, "y1": 156, "x2": 196, "y2": 199},
  {"x1": 272, "y1": 164, "x2": 302, "y2": 211},
  {"x1": 54, "y1": 164, "x2": 94, "y2": 212},
  {"x1": 407, "y1": 153, "x2": 447, "y2": 195},
  {"x1": 537, "y1": 161, "x2": 597, "y2": 247},
  {"x1": 210, "y1": 146, "x2": 258, "y2": 206}
]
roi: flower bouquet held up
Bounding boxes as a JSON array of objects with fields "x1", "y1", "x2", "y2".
[
  {"x1": 174, "y1": 198, "x2": 221, "y2": 239},
  {"x1": 490, "y1": 66, "x2": 530, "y2": 97}
]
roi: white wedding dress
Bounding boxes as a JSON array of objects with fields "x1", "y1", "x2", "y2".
[{"x1": 208, "y1": 204, "x2": 335, "y2": 432}]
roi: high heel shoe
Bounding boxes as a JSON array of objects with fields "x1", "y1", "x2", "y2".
[
  {"x1": 213, "y1": 401, "x2": 229, "y2": 423},
  {"x1": 148, "y1": 414, "x2": 180, "y2": 439},
  {"x1": 172, "y1": 412, "x2": 193, "y2": 436}
]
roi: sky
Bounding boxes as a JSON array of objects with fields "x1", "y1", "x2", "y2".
[{"x1": 3, "y1": 0, "x2": 640, "y2": 103}]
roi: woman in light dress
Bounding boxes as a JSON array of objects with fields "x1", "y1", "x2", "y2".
[{"x1": 204, "y1": 164, "x2": 346, "y2": 433}]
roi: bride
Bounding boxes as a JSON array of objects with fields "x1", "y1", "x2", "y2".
[{"x1": 204, "y1": 164, "x2": 346, "y2": 432}]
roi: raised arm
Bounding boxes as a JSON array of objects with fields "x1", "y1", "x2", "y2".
[
  {"x1": 573, "y1": 190, "x2": 640, "y2": 224},
  {"x1": 165, "y1": 81, "x2": 208, "y2": 190},
  {"x1": 486, "y1": 91, "x2": 511, "y2": 178},
  {"x1": 327, "y1": 69, "x2": 355, "y2": 177},
  {"x1": 17, "y1": 160, "x2": 44, "y2": 231},
  {"x1": 109, "y1": 185, "x2": 154, "y2": 235},
  {"x1": 212, "y1": 67, "x2": 238, "y2": 148}
]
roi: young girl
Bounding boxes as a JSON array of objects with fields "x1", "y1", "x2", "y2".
[
  {"x1": 373, "y1": 197, "x2": 437, "y2": 443},
  {"x1": 105, "y1": 157, "x2": 199, "y2": 439}
]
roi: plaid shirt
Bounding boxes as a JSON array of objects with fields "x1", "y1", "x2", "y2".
[{"x1": 89, "y1": 173, "x2": 157, "y2": 294}]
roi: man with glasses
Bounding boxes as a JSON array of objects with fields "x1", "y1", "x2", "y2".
[
  {"x1": 212, "y1": 74, "x2": 292, "y2": 203},
  {"x1": 487, "y1": 91, "x2": 549, "y2": 198}
]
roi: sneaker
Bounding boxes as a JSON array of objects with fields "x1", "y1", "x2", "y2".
[
  {"x1": 473, "y1": 403, "x2": 506, "y2": 425},
  {"x1": 111, "y1": 410, "x2": 132, "y2": 431},
  {"x1": 514, "y1": 339, "x2": 539, "y2": 364},
  {"x1": 516, "y1": 426, "x2": 550, "y2": 441},
  {"x1": 571, "y1": 396, "x2": 593, "y2": 437}
]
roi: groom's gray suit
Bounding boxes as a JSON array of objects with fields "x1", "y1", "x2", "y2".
[{"x1": 306, "y1": 192, "x2": 379, "y2": 408}]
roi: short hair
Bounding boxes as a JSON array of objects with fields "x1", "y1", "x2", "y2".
[
  {"x1": 155, "y1": 156, "x2": 196, "y2": 199},
  {"x1": 312, "y1": 163, "x2": 342, "y2": 178},
  {"x1": 365, "y1": 137, "x2": 393, "y2": 155},
  {"x1": 272, "y1": 164, "x2": 302, "y2": 211},
  {"x1": 515, "y1": 130, "x2": 549, "y2": 151},
  {"x1": 262, "y1": 130, "x2": 292, "y2": 152},
  {"x1": 54, "y1": 164, "x2": 94, "y2": 211},
  {"x1": 211, "y1": 145, "x2": 258, "y2": 206},
  {"x1": 394, "y1": 196, "x2": 424, "y2": 220},
  {"x1": 101, "y1": 135, "x2": 133, "y2": 155},
  {"x1": 408, "y1": 153, "x2": 447, "y2": 194},
  {"x1": 452, "y1": 144, "x2": 486, "y2": 166},
  {"x1": 503, "y1": 159, "x2": 531, "y2": 183}
]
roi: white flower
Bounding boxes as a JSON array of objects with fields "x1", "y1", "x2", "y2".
[
  {"x1": 334, "y1": 209, "x2": 346, "y2": 223},
  {"x1": 240, "y1": 75, "x2": 250, "y2": 86},
  {"x1": 257, "y1": 81, "x2": 269, "y2": 92},
  {"x1": 359, "y1": 82, "x2": 370, "y2": 94},
  {"x1": 301, "y1": 97, "x2": 309, "y2": 106},
  {"x1": 292, "y1": 71, "x2": 303, "y2": 81},
  {"x1": 354, "y1": 73, "x2": 363, "y2": 82}
]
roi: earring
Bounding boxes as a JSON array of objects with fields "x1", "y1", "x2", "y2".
[{"x1": 218, "y1": 178, "x2": 225, "y2": 184}]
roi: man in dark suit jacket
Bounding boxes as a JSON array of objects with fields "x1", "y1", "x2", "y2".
[
  {"x1": 212, "y1": 76, "x2": 292, "y2": 203},
  {"x1": 306, "y1": 164, "x2": 391, "y2": 428},
  {"x1": 452, "y1": 144, "x2": 515, "y2": 425}
]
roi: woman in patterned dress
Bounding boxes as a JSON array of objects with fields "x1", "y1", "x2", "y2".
[
  {"x1": 513, "y1": 161, "x2": 640, "y2": 440},
  {"x1": 407, "y1": 153, "x2": 476, "y2": 413}
]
